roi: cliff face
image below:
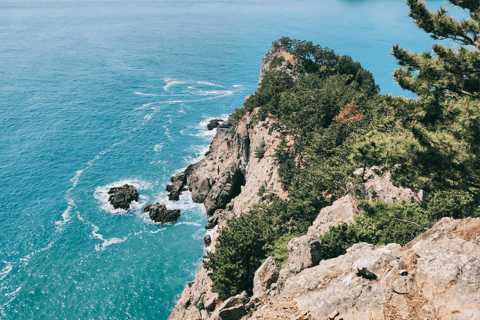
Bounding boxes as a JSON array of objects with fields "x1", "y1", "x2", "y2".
[{"x1": 168, "y1": 112, "x2": 286, "y2": 320}]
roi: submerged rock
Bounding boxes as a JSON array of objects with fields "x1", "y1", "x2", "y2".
[
  {"x1": 144, "y1": 203, "x2": 181, "y2": 223},
  {"x1": 108, "y1": 184, "x2": 138, "y2": 210},
  {"x1": 207, "y1": 119, "x2": 223, "y2": 130}
]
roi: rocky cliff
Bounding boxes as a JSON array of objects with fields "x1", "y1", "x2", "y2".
[
  {"x1": 167, "y1": 44, "x2": 480, "y2": 320},
  {"x1": 167, "y1": 112, "x2": 288, "y2": 320}
]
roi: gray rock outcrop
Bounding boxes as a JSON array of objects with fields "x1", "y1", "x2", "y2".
[
  {"x1": 168, "y1": 108, "x2": 287, "y2": 320},
  {"x1": 209, "y1": 291, "x2": 249, "y2": 320},
  {"x1": 144, "y1": 203, "x2": 180, "y2": 223},
  {"x1": 247, "y1": 217, "x2": 480, "y2": 320},
  {"x1": 107, "y1": 184, "x2": 138, "y2": 210},
  {"x1": 308, "y1": 194, "x2": 358, "y2": 238},
  {"x1": 284, "y1": 235, "x2": 322, "y2": 274},
  {"x1": 252, "y1": 257, "x2": 279, "y2": 298},
  {"x1": 353, "y1": 166, "x2": 423, "y2": 203}
]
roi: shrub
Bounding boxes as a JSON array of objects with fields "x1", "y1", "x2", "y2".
[
  {"x1": 269, "y1": 56, "x2": 285, "y2": 69},
  {"x1": 320, "y1": 200, "x2": 428, "y2": 259},
  {"x1": 255, "y1": 147, "x2": 265, "y2": 159}
]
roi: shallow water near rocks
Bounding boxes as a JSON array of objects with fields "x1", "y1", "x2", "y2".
[{"x1": 0, "y1": 0, "x2": 452, "y2": 318}]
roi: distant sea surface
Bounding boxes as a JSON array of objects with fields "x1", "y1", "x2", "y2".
[{"x1": 0, "y1": 0, "x2": 451, "y2": 318}]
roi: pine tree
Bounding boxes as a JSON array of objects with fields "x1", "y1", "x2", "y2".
[{"x1": 354, "y1": 0, "x2": 479, "y2": 217}]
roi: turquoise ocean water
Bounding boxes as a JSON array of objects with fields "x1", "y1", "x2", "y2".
[{"x1": 0, "y1": 0, "x2": 454, "y2": 318}]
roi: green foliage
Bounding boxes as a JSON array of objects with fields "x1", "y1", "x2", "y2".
[
  {"x1": 203, "y1": 211, "x2": 270, "y2": 297},
  {"x1": 196, "y1": 296, "x2": 205, "y2": 310},
  {"x1": 263, "y1": 233, "x2": 299, "y2": 269},
  {"x1": 255, "y1": 147, "x2": 265, "y2": 159},
  {"x1": 320, "y1": 200, "x2": 428, "y2": 259},
  {"x1": 426, "y1": 189, "x2": 479, "y2": 222},
  {"x1": 353, "y1": 0, "x2": 480, "y2": 195},
  {"x1": 269, "y1": 56, "x2": 285, "y2": 69},
  {"x1": 257, "y1": 186, "x2": 266, "y2": 197},
  {"x1": 206, "y1": 37, "x2": 383, "y2": 297}
]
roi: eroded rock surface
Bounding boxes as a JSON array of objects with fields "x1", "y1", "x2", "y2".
[
  {"x1": 107, "y1": 184, "x2": 138, "y2": 210},
  {"x1": 252, "y1": 257, "x2": 279, "y2": 298},
  {"x1": 247, "y1": 217, "x2": 480, "y2": 320}
]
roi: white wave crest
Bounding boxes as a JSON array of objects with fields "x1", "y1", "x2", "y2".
[
  {"x1": 4, "y1": 286, "x2": 22, "y2": 302},
  {"x1": 232, "y1": 84, "x2": 242, "y2": 88},
  {"x1": 94, "y1": 237, "x2": 127, "y2": 251},
  {"x1": 205, "y1": 225, "x2": 218, "y2": 237},
  {"x1": 194, "y1": 113, "x2": 229, "y2": 139},
  {"x1": 0, "y1": 262, "x2": 12, "y2": 281},
  {"x1": 196, "y1": 81, "x2": 223, "y2": 87},
  {"x1": 91, "y1": 224, "x2": 128, "y2": 251},
  {"x1": 19, "y1": 242, "x2": 54, "y2": 266},
  {"x1": 154, "y1": 144, "x2": 163, "y2": 152},
  {"x1": 55, "y1": 198, "x2": 75, "y2": 231},
  {"x1": 150, "y1": 228, "x2": 167, "y2": 234},
  {"x1": 163, "y1": 78, "x2": 187, "y2": 91},
  {"x1": 176, "y1": 222, "x2": 202, "y2": 227},
  {"x1": 195, "y1": 90, "x2": 233, "y2": 96},
  {"x1": 134, "y1": 92, "x2": 157, "y2": 97}
]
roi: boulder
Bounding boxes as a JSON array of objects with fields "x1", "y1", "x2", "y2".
[
  {"x1": 253, "y1": 256, "x2": 279, "y2": 297},
  {"x1": 144, "y1": 203, "x2": 180, "y2": 223},
  {"x1": 207, "y1": 119, "x2": 223, "y2": 130},
  {"x1": 108, "y1": 184, "x2": 139, "y2": 210},
  {"x1": 204, "y1": 235, "x2": 212, "y2": 247},
  {"x1": 308, "y1": 194, "x2": 357, "y2": 238},
  {"x1": 285, "y1": 235, "x2": 322, "y2": 274},
  {"x1": 203, "y1": 168, "x2": 245, "y2": 215},
  {"x1": 188, "y1": 174, "x2": 211, "y2": 203},
  {"x1": 203, "y1": 291, "x2": 218, "y2": 312},
  {"x1": 209, "y1": 291, "x2": 248, "y2": 320},
  {"x1": 353, "y1": 166, "x2": 423, "y2": 203}
]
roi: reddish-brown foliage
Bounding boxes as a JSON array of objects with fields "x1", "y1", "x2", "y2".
[{"x1": 334, "y1": 102, "x2": 364, "y2": 125}]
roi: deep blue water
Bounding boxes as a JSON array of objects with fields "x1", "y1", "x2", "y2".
[{"x1": 0, "y1": 0, "x2": 455, "y2": 318}]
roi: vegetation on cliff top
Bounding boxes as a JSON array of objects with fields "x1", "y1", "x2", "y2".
[{"x1": 205, "y1": 0, "x2": 479, "y2": 298}]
